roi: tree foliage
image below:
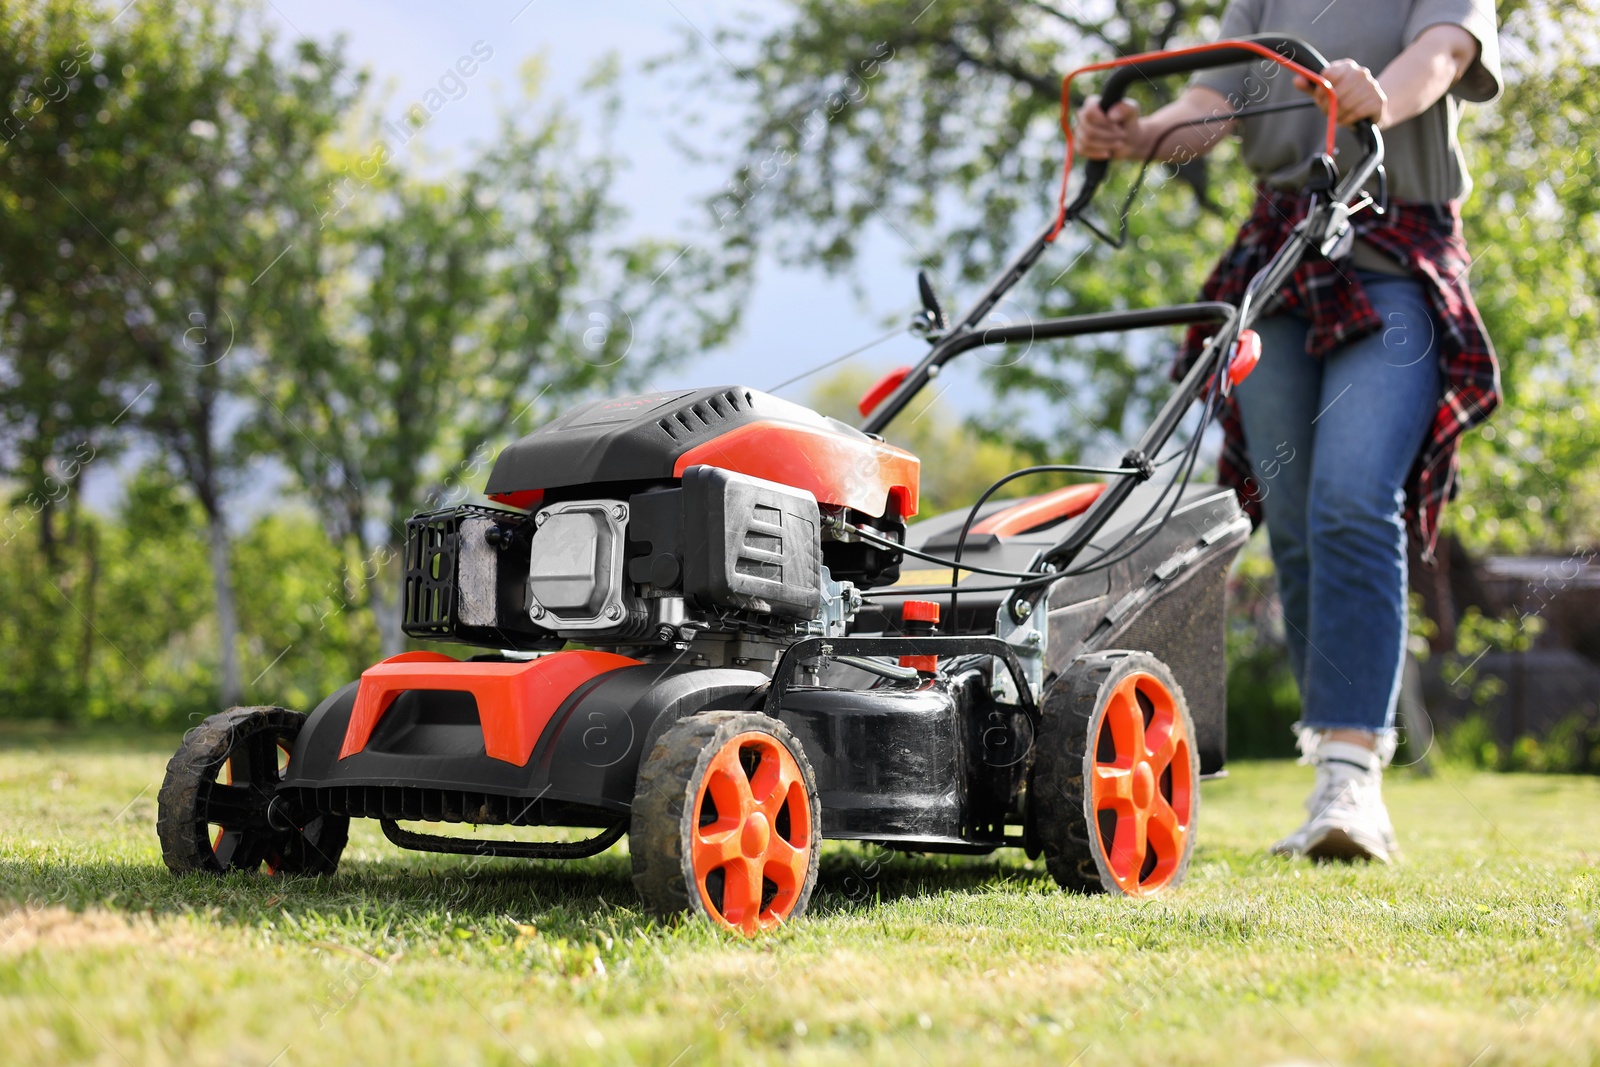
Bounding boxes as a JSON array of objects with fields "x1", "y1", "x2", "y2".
[
  {"x1": 1, "y1": 0, "x2": 358, "y2": 701},
  {"x1": 0, "y1": 0, "x2": 740, "y2": 714},
  {"x1": 1, "y1": 0, "x2": 142, "y2": 563},
  {"x1": 682, "y1": 0, "x2": 1245, "y2": 460},
  {"x1": 0, "y1": 464, "x2": 378, "y2": 724},
  {"x1": 1450, "y1": 0, "x2": 1600, "y2": 552},
  {"x1": 689, "y1": 0, "x2": 1600, "y2": 551},
  {"x1": 251, "y1": 67, "x2": 741, "y2": 654}
]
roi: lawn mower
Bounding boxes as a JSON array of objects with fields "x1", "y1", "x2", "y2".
[{"x1": 157, "y1": 35, "x2": 1386, "y2": 933}]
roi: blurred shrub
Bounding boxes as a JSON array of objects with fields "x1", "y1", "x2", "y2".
[
  {"x1": 1428, "y1": 607, "x2": 1600, "y2": 774},
  {"x1": 1440, "y1": 606, "x2": 1545, "y2": 715},
  {"x1": 1439, "y1": 712, "x2": 1600, "y2": 774},
  {"x1": 1223, "y1": 541, "x2": 1301, "y2": 759},
  {"x1": 0, "y1": 465, "x2": 379, "y2": 726}
]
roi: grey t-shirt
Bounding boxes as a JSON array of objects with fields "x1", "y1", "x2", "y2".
[{"x1": 1192, "y1": 0, "x2": 1501, "y2": 203}]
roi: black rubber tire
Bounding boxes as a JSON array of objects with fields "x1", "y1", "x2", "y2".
[
  {"x1": 157, "y1": 706, "x2": 349, "y2": 876},
  {"x1": 1030, "y1": 651, "x2": 1200, "y2": 896},
  {"x1": 631, "y1": 710, "x2": 821, "y2": 932}
]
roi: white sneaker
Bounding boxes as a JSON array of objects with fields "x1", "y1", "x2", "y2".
[{"x1": 1271, "y1": 730, "x2": 1399, "y2": 864}]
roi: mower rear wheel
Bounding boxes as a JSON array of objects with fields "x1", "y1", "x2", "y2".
[
  {"x1": 1031, "y1": 652, "x2": 1199, "y2": 897},
  {"x1": 631, "y1": 711, "x2": 820, "y2": 935},
  {"x1": 157, "y1": 706, "x2": 348, "y2": 876}
]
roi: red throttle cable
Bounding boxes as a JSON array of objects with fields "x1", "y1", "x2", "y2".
[{"x1": 1048, "y1": 41, "x2": 1339, "y2": 242}]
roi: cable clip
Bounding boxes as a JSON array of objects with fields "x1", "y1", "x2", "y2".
[{"x1": 1119, "y1": 449, "x2": 1154, "y2": 482}]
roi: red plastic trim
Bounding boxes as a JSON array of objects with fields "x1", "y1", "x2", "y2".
[
  {"x1": 970, "y1": 483, "x2": 1106, "y2": 538},
  {"x1": 857, "y1": 366, "x2": 912, "y2": 417},
  {"x1": 339, "y1": 650, "x2": 641, "y2": 766},
  {"x1": 1050, "y1": 41, "x2": 1338, "y2": 241},
  {"x1": 1228, "y1": 328, "x2": 1262, "y2": 387},
  {"x1": 487, "y1": 488, "x2": 544, "y2": 511},
  {"x1": 672, "y1": 422, "x2": 921, "y2": 519},
  {"x1": 899, "y1": 600, "x2": 940, "y2": 671}
]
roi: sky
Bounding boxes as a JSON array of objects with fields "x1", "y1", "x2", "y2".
[{"x1": 262, "y1": 0, "x2": 999, "y2": 409}]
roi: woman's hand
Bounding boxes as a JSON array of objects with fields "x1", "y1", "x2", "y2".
[
  {"x1": 1076, "y1": 95, "x2": 1144, "y2": 159},
  {"x1": 1295, "y1": 59, "x2": 1387, "y2": 126}
]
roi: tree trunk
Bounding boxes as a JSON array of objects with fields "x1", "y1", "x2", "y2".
[
  {"x1": 207, "y1": 511, "x2": 242, "y2": 706},
  {"x1": 77, "y1": 523, "x2": 99, "y2": 718},
  {"x1": 376, "y1": 484, "x2": 414, "y2": 659},
  {"x1": 38, "y1": 493, "x2": 60, "y2": 571},
  {"x1": 373, "y1": 548, "x2": 406, "y2": 658}
]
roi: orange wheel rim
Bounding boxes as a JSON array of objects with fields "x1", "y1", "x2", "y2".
[
  {"x1": 690, "y1": 732, "x2": 813, "y2": 935},
  {"x1": 210, "y1": 758, "x2": 234, "y2": 855},
  {"x1": 1089, "y1": 672, "x2": 1193, "y2": 896}
]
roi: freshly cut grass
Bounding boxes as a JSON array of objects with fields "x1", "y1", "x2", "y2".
[{"x1": 1, "y1": 726, "x2": 1597, "y2": 1066}]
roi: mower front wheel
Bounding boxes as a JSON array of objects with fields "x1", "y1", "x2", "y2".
[
  {"x1": 1031, "y1": 651, "x2": 1200, "y2": 897},
  {"x1": 157, "y1": 706, "x2": 349, "y2": 877},
  {"x1": 631, "y1": 711, "x2": 821, "y2": 935}
]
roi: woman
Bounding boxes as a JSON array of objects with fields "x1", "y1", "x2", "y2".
[{"x1": 1077, "y1": 2, "x2": 1502, "y2": 862}]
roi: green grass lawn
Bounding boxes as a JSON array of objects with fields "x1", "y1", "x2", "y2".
[{"x1": 2, "y1": 726, "x2": 1598, "y2": 1066}]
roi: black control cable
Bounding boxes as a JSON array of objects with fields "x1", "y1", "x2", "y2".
[
  {"x1": 1078, "y1": 98, "x2": 1321, "y2": 250},
  {"x1": 858, "y1": 363, "x2": 1222, "y2": 601}
]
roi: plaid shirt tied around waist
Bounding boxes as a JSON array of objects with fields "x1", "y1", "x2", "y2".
[{"x1": 1179, "y1": 186, "x2": 1501, "y2": 559}]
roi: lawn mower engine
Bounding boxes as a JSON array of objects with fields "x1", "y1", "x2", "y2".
[{"x1": 411, "y1": 385, "x2": 914, "y2": 670}]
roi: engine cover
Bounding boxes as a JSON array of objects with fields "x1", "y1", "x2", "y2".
[{"x1": 483, "y1": 385, "x2": 920, "y2": 521}]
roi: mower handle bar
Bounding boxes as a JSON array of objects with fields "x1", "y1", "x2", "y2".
[
  {"x1": 1073, "y1": 33, "x2": 1376, "y2": 220},
  {"x1": 1037, "y1": 115, "x2": 1386, "y2": 575},
  {"x1": 851, "y1": 37, "x2": 1392, "y2": 621},
  {"x1": 860, "y1": 35, "x2": 1386, "y2": 586},
  {"x1": 1099, "y1": 35, "x2": 1331, "y2": 105},
  {"x1": 933, "y1": 302, "x2": 1235, "y2": 359},
  {"x1": 862, "y1": 36, "x2": 1383, "y2": 437}
]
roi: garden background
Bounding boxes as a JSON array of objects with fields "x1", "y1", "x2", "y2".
[{"x1": 4, "y1": 0, "x2": 1596, "y2": 769}]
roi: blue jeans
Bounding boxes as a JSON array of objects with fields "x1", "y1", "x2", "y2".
[{"x1": 1232, "y1": 271, "x2": 1441, "y2": 733}]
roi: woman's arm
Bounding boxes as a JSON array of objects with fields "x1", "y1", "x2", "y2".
[
  {"x1": 1294, "y1": 23, "x2": 1481, "y2": 128},
  {"x1": 1076, "y1": 86, "x2": 1236, "y2": 162},
  {"x1": 1079, "y1": 21, "x2": 1480, "y2": 159}
]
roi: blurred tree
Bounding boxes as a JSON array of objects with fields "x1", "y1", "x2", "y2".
[
  {"x1": 0, "y1": 463, "x2": 215, "y2": 724},
  {"x1": 227, "y1": 508, "x2": 381, "y2": 713},
  {"x1": 0, "y1": 462, "x2": 381, "y2": 725},
  {"x1": 2, "y1": 3, "x2": 745, "y2": 715},
  {"x1": 251, "y1": 67, "x2": 741, "y2": 654},
  {"x1": 1449, "y1": 0, "x2": 1600, "y2": 553},
  {"x1": 84, "y1": 466, "x2": 217, "y2": 723},
  {"x1": 676, "y1": 0, "x2": 1242, "y2": 462},
  {"x1": 0, "y1": 0, "x2": 359, "y2": 704},
  {"x1": 0, "y1": 0, "x2": 134, "y2": 573},
  {"x1": 687, "y1": 0, "x2": 1600, "y2": 553}
]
